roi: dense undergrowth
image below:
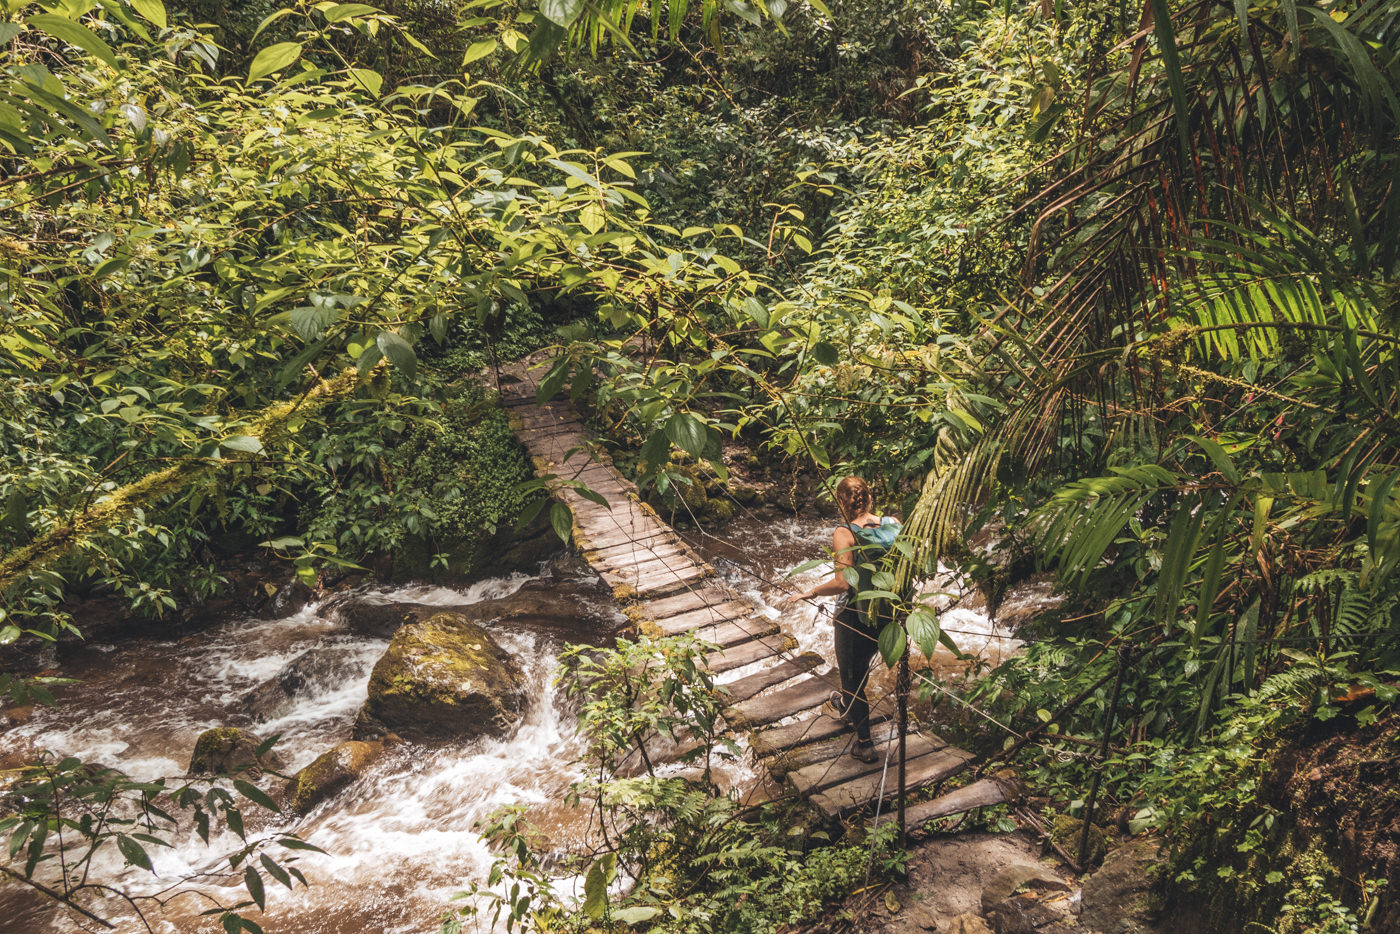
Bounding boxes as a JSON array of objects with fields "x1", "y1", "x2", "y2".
[{"x1": 5, "y1": 0, "x2": 1400, "y2": 930}]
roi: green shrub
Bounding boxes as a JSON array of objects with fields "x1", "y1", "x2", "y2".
[{"x1": 300, "y1": 381, "x2": 531, "y2": 578}]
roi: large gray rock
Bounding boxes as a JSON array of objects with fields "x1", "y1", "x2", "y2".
[{"x1": 353, "y1": 612, "x2": 526, "y2": 744}]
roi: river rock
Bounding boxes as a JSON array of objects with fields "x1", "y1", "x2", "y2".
[
  {"x1": 353, "y1": 612, "x2": 526, "y2": 744},
  {"x1": 331, "y1": 600, "x2": 439, "y2": 639},
  {"x1": 329, "y1": 582, "x2": 601, "y2": 640},
  {"x1": 242, "y1": 648, "x2": 361, "y2": 721},
  {"x1": 287, "y1": 740, "x2": 385, "y2": 812},
  {"x1": 188, "y1": 727, "x2": 284, "y2": 776}
]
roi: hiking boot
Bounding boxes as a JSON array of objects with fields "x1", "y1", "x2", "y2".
[
  {"x1": 820, "y1": 691, "x2": 848, "y2": 722},
  {"x1": 851, "y1": 740, "x2": 879, "y2": 763}
]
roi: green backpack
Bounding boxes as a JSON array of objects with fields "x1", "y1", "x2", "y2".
[{"x1": 844, "y1": 517, "x2": 902, "y2": 627}]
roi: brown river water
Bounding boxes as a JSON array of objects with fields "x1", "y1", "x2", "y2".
[{"x1": 0, "y1": 517, "x2": 1044, "y2": 933}]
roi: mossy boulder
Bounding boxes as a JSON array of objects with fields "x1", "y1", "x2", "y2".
[
  {"x1": 644, "y1": 457, "x2": 743, "y2": 525},
  {"x1": 188, "y1": 727, "x2": 284, "y2": 776},
  {"x1": 287, "y1": 740, "x2": 385, "y2": 812},
  {"x1": 1050, "y1": 814, "x2": 1108, "y2": 866},
  {"x1": 353, "y1": 612, "x2": 526, "y2": 744}
]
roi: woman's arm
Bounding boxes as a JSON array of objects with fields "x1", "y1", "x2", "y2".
[{"x1": 783, "y1": 527, "x2": 856, "y2": 603}]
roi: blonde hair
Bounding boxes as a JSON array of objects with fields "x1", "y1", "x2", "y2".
[{"x1": 835, "y1": 476, "x2": 873, "y2": 523}]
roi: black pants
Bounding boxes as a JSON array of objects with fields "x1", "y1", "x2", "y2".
[{"x1": 834, "y1": 600, "x2": 879, "y2": 744}]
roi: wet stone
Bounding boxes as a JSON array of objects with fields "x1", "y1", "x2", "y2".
[
  {"x1": 188, "y1": 727, "x2": 284, "y2": 776},
  {"x1": 243, "y1": 648, "x2": 361, "y2": 722},
  {"x1": 353, "y1": 612, "x2": 527, "y2": 745},
  {"x1": 288, "y1": 740, "x2": 385, "y2": 812}
]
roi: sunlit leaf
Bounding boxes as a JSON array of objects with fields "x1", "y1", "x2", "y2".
[
  {"x1": 28, "y1": 14, "x2": 120, "y2": 69},
  {"x1": 248, "y1": 42, "x2": 303, "y2": 81}
]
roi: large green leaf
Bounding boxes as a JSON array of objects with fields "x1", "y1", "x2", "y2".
[
  {"x1": 1146, "y1": 0, "x2": 1192, "y2": 165},
  {"x1": 664, "y1": 413, "x2": 707, "y2": 460},
  {"x1": 614, "y1": 906, "x2": 662, "y2": 924},
  {"x1": 126, "y1": 0, "x2": 167, "y2": 28},
  {"x1": 907, "y1": 609, "x2": 941, "y2": 659},
  {"x1": 244, "y1": 865, "x2": 265, "y2": 910},
  {"x1": 27, "y1": 14, "x2": 119, "y2": 69},
  {"x1": 116, "y1": 834, "x2": 153, "y2": 871},
  {"x1": 248, "y1": 42, "x2": 303, "y2": 81},
  {"x1": 877, "y1": 619, "x2": 905, "y2": 667},
  {"x1": 540, "y1": 0, "x2": 585, "y2": 27},
  {"x1": 323, "y1": 3, "x2": 381, "y2": 22},
  {"x1": 462, "y1": 38, "x2": 497, "y2": 65},
  {"x1": 376, "y1": 331, "x2": 417, "y2": 379},
  {"x1": 550, "y1": 501, "x2": 573, "y2": 544},
  {"x1": 582, "y1": 856, "x2": 608, "y2": 919}
]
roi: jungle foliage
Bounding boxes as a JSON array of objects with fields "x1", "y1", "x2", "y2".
[
  {"x1": 6, "y1": 0, "x2": 1400, "y2": 928},
  {"x1": 448, "y1": 635, "x2": 899, "y2": 934}
]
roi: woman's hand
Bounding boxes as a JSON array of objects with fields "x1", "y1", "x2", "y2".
[{"x1": 781, "y1": 591, "x2": 808, "y2": 606}]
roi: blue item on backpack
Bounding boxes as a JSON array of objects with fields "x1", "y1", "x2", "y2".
[{"x1": 845, "y1": 516, "x2": 902, "y2": 628}]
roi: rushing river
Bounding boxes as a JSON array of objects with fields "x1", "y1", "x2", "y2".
[{"x1": 0, "y1": 517, "x2": 1038, "y2": 933}]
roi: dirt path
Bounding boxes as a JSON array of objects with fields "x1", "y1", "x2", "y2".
[{"x1": 805, "y1": 832, "x2": 1170, "y2": 934}]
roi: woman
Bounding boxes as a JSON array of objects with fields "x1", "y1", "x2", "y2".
[{"x1": 783, "y1": 476, "x2": 900, "y2": 764}]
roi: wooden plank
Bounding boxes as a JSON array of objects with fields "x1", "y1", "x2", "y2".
[
  {"x1": 560, "y1": 490, "x2": 632, "y2": 514},
  {"x1": 517, "y1": 421, "x2": 584, "y2": 441},
  {"x1": 560, "y1": 468, "x2": 629, "y2": 491},
  {"x1": 584, "y1": 538, "x2": 687, "y2": 564},
  {"x1": 787, "y1": 731, "x2": 950, "y2": 795},
  {"x1": 809, "y1": 747, "x2": 975, "y2": 816},
  {"x1": 581, "y1": 518, "x2": 672, "y2": 547},
  {"x1": 605, "y1": 561, "x2": 710, "y2": 594},
  {"x1": 587, "y1": 542, "x2": 693, "y2": 571},
  {"x1": 601, "y1": 558, "x2": 710, "y2": 587},
  {"x1": 723, "y1": 673, "x2": 834, "y2": 731},
  {"x1": 641, "y1": 587, "x2": 737, "y2": 619},
  {"x1": 719, "y1": 652, "x2": 824, "y2": 704},
  {"x1": 903, "y1": 778, "x2": 1012, "y2": 828},
  {"x1": 538, "y1": 458, "x2": 614, "y2": 479},
  {"x1": 653, "y1": 601, "x2": 755, "y2": 635},
  {"x1": 767, "y1": 720, "x2": 902, "y2": 781},
  {"x1": 589, "y1": 548, "x2": 699, "y2": 577},
  {"x1": 693, "y1": 616, "x2": 780, "y2": 649},
  {"x1": 750, "y1": 698, "x2": 896, "y2": 758},
  {"x1": 705, "y1": 634, "x2": 797, "y2": 675},
  {"x1": 635, "y1": 576, "x2": 712, "y2": 601},
  {"x1": 568, "y1": 501, "x2": 657, "y2": 528},
  {"x1": 575, "y1": 525, "x2": 675, "y2": 553},
  {"x1": 543, "y1": 448, "x2": 610, "y2": 471},
  {"x1": 609, "y1": 564, "x2": 712, "y2": 599},
  {"x1": 615, "y1": 733, "x2": 703, "y2": 778},
  {"x1": 513, "y1": 411, "x2": 576, "y2": 433}
]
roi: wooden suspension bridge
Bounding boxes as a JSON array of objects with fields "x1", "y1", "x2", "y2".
[{"x1": 498, "y1": 363, "x2": 1013, "y2": 825}]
